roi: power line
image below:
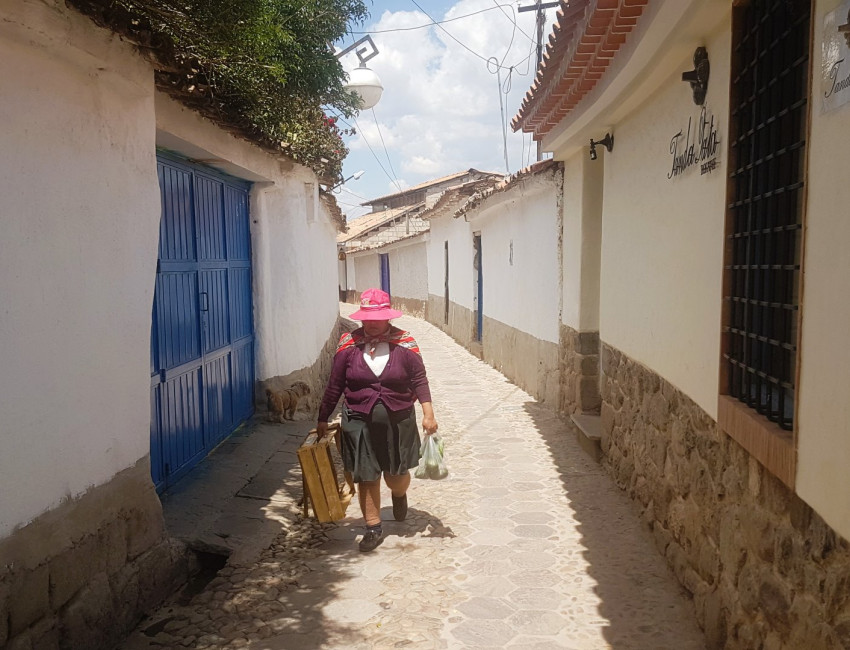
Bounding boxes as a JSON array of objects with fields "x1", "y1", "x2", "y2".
[
  {"x1": 490, "y1": 58, "x2": 510, "y2": 173},
  {"x1": 349, "y1": 4, "x2": 516, "y2": 34},
  {"x1": 407, "y1": 0, "x2": 525, "y2": 72},
  {"x1": 490, "y1": 0, "x2": 536, "y2": 46},
  {"x1": 351, "y1": 115, "x2": 406, "y2": 193},
  {"x1": 338, "y1": 185, "x2": 368, "y2": 201},
  {"x1": 371, "y1": 108, "x2": 405, "y2": 195}
]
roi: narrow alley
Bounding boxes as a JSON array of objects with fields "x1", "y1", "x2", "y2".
[{"x1": 121, "y1": 306, "x2": 706, "y2": 650}]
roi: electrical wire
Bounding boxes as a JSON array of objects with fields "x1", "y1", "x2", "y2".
[
  {"x1": 349, "y1": 4, "x2": 516, "y2": 34},
  {"x1": 352, "y1": 115, "x2": 407, "y2": 194},
  {"x1": 338, "y1": 185, "x2": 368, "y2": 201},
  {"x1": 408, "y1": 0, "x2": 524, "y2": 72},
  {"x1": 498, "y1": 5, "x2": 517, "y2": 68},
  {"x1": 334, "y1": 4, "x2": 549, "y2": 186},
  {"x1": 371, "y1": 108, "x2": 405, "y2": 195},
  {"x1": 490, "y1": 0, "x2": 536, "y2": 46},
  {"x1": 489, "y1": 57, "x2": 510, "y2": 173}
]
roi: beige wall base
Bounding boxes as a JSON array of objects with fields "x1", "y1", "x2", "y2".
[
  {"x1": 482, "y1": 316, "x2": 559, "y2": 407},
  {"x1": 0, "y1": 460, "x2": 190, "y2": 650},
  {"x1": 425, "y1": 296, "x2": 559, "y2": 406},
  {"x1": 391, "y1": 295, "x2": 427, "y2": 319},
  {"x1": 601, "y1": 342, "x2": 850, "y2": 650},
  {"x1": 426, "y1": 294, "x2": 476, "y2": 354}
]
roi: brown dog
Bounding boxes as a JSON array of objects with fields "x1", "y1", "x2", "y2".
[{"x1": 266, "y1": 381, "x2": 311, "y2": 422}]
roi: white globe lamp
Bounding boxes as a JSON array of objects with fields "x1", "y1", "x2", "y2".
[{"x1": 345, "y1": 64, "x2": 384, "y2": 110}]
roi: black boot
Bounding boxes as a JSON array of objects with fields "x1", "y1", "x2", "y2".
[
  {"x1": 392, "y1": 494, "x2": 408, "y2": 521},
  {"x1": 359, "y1": 524, "x2": 384, "y2": 552}
]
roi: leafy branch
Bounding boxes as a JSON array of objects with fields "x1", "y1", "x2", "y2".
[{"x1": 67, "y1": 0, "x2": 369, "y2": 179}]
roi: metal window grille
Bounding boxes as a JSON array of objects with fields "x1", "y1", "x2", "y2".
[{"x1": 724, "y1": 0, "x2": 811, "y2": 431}]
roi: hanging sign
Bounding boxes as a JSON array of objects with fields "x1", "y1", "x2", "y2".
[
  {"x1": 822, "y1": 0, "x2": 850, "y2": 113},
  {"x1": 667, "y1": 106, "x2": 721, "y2": 179}
]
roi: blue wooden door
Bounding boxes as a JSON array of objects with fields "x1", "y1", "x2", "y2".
[
  {"x1": 379, "y1": 253, "x2": 391, "y2": 295},
  {"x1": 150, "y1": 155, "x2": 254, "y2": 492}
]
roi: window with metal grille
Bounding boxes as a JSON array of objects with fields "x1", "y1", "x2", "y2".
[{"x1": 724, "y1": 0, "x2": 811, "y2": 431}]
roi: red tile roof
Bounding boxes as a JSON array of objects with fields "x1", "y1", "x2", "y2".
[{"x1": 512, "y1": 0, "x2": 649, "y2": 139}]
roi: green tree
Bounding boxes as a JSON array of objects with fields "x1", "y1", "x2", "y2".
[{"x1": 69, "y1": 0, "x2": 369, "y2": 178}]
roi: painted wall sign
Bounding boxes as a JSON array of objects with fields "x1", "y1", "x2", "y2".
[
  {"x1": 822, "y1": 0, "x2": 850, "y2": 113},
  {"x1": 667, "y1": 106, "x2": 721, "y2": 179}
]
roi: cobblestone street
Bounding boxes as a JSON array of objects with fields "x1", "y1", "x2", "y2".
[{"x1": 121, "y1": 307, "x2": 706, "y2": 649}]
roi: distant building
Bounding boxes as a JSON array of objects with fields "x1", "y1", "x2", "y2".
[{"x1": 338, "y1": 169, "x2": 502, "y2": 315}]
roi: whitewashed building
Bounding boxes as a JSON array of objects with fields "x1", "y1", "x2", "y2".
[
  {"x1": 424, "y1": 161, "x2": 565, "y2": 408},
  {"x1": 513, "y1": 0, "x2": 850, "y2": 647},
  {"x1": 339, "y1": 169, "x2": 501, "y2": 316},
  {"x1": 0, "y1": 2, "x2": 344, "y2": 648}
]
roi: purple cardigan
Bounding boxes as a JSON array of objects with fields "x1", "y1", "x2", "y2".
[{"x1": 318, "y1": 331, "x2": 432, "y2": 422}]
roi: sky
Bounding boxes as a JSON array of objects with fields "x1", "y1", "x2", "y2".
[{"x1": 332, "y1": 0, "x2": 557, "y2": 220}]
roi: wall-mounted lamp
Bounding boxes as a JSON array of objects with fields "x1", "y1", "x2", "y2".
[
  {"x1": 839, "y1": 17, "x2": 850, "y2": 48},
  {"x1": 682, "y1": 47, "x2": 710, "y2": 105},
  {"x1": 336, "y1": 35, "x2": 384, "y2": 110},
  {"x1": 589, "y1": 133, "x2": 614, "y2": 161},
  {"x1": 328, "y1": 169, "x2": 364, "y2": 191}
]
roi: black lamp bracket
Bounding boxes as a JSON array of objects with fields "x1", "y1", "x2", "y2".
[
  {"x1": 682, "y1": 47, "x2": 710, "y2": 105},
  {"x1": 589, "y1": 133, "x2": 614, "y2": 160},
  {"x1": 336, "y1": 35, "x2": 379, "y2": 66}
]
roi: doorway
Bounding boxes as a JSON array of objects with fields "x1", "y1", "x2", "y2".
[
  {"x1": 473, "y1": 233, "x2": 482, "y2": 341},
  {"x1": 444, "y1": 241, "x2": 450, "y2": 325},
  {"x1": 379, "y1": 253, "x2": 390, "y2": 295}
]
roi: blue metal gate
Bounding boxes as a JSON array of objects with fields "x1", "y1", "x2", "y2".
[{"x1": 150, "y1": 154, "x2": 254, "y2": 492}]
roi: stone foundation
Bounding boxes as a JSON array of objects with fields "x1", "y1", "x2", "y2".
[
  {"x1": 256, "y1": 316, "x2": 355, "y2": 416},
  {"x1": 391, "y1": 295, "x2": 427, "y2": 319},
  {"x1": 426, "y1": 294, "x2": 475, "y2": 351},
  {"x1": 482, "y1": 315, "x2": 559, "y2": 407},
  {"x1": 559, "y1": 325, "x2": 601, "y2": 415},
  {"x1": 601, "y1": 343, "x2": 850, "y2": 650},
  {"x1": 0, "y1": 460, "x2": 190, "y2": 650}
]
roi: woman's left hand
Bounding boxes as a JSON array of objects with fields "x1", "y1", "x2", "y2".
[
  {"x1": 422, "y1": 414, "x2": 438, "y2": 435},
  {"x1": 420, "y1": 401, "x2": 438, "y2": 435}
]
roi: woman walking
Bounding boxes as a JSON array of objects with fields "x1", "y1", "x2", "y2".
[{"x1": 317, "y1": 288, "x2": 438, "y2": 552}]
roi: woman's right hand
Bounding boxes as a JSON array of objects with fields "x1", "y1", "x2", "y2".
[{"x1": 316, "y1": 421, "x2": 329, "y2": 440}]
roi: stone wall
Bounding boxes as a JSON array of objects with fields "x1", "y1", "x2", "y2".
[
  {"x1": 0, "y1": 461, "x2": 190, "y2": 650},
  {"x1": 601, "y1": 342, "x2": 850, "y2": 650},
  {"x1": 559, "y1": 325, "x2": 601, "y2": 416},
  {"x1": 426, "y1": 294, "x2": 475, "y2": 351},
  {"x1": 392, "y1": 295, "x2": 427, "y2": 319},
  {"x1": 482, "y1": 316, "x2": 559, "y2": 407}
]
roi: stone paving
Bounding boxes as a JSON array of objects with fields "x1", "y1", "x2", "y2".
[{"x1": 120, "y1": 306, "x2": 706, "y2": 649}]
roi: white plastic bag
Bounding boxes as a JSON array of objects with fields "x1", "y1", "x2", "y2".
[{"x1": 415, "y1": 434, "x2": 448, "y2": 480}]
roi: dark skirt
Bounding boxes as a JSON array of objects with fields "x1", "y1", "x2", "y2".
[{"x1": 340, "y1": 402, "x2": 422, "y2": 483}]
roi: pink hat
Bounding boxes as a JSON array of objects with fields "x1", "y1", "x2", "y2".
[{"x1": 350, "y1": 288, "x2": 403, "y2": 321}]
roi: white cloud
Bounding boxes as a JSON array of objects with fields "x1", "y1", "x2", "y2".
[{"x1": 337, "y1": 0, "x2": 552, "y2": 218}]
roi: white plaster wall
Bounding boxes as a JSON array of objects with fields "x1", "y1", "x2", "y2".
[
  {"x1": 471, "y1": 183, "x2": 560, "y2": 343},
  {"x1": 345, "y1": 255, "x2": 356, "y2": 292},
  {"x1": 598, "y1": 26, "x2": 730, "y2": 418},
  {"x1": 795, "y1": 0, "x2": 850, "y2": 541},
  {"x1": 0, "y1": 3, "x2": 159, "y2": 537},
  {"x1": 426, "y1": 214, "x2": 475, "y2": 309},
  {"x1": 561, "y1": 153, "x2": 585, "y2": 330},
  {"x1": 251, "y1": 183, "x2": 340, "y2": 376},
  {"x1": 388, "y1": 240, "x2": 428, "y2": 301},
  {"x1": 353, "y1": 253, "x2": 381, "y2": 293},
  {"x1": 155, "y1": 96, "x2": 340, "y2": 379}
]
